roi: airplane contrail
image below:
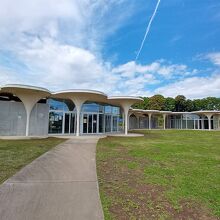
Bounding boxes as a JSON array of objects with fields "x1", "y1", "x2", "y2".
[{"x1": 135, "y1": 0, "x2": 161, "y2": 60}]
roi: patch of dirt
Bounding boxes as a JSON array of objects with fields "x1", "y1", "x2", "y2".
[
  {"x1": 97, "y1": 145, "x2": 219, "y2": 220},
  {"x1": 172, "y1": 200, "x2": 218, "y2": 220}
]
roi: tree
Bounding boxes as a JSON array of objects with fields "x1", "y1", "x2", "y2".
[
  {"x1": 204, "y1": 97, "x2": 220, "y2": 110},
  {"x1": 193, "y1": 99, "x2": 205, "y2": 111},
  {"x1": 185, "y1": 99, "x2": 194, "y2": 112},
  {"x1": 132, "y1": 95, "x2": 220, "y2": 111},
  {"x1": 164, "y1": 97, "x2": 175, "y2": 111},
  {"x1": 175, "y1": 95, "x2": 187, "y2": 112},
  {"x1": 132, "y1": 97, "x2": 149, "y2": 109},
  {"x1": 148, "y1": 95, "x2": 165, "y2": 110}
]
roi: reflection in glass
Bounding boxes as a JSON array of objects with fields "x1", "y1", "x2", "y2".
[
  {"x1": 105, "y1": 115, "x2": 112, "y2": 132},
  {"x1": 48, "y1": 112, "x2": 63, "y2": 134},
  {"x1": 99, "y1": 114, "x2": 104, "y2": 133}
]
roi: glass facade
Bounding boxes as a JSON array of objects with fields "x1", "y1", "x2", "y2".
[
  {"x1": 169, "y1": 114, "x2": 216, "y2": 130},
  {"x1": 48, "y1": 98, "x2": 220, "y2": 135},
  {"x1": 48, "y1": 99, "x2": 76, "y2": 134},
  {"x1": 48, "y1": 99, "x2": 122, "y2": 135},
  {"x1": 81, "y1": 102, "x2": 121, "y2": 134}
]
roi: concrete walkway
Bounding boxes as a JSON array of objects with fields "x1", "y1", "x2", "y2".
[{"x1": 0, "y1": 138, "x2": 104, "y2": 220}]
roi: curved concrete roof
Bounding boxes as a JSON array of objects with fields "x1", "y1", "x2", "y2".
[
  {"x1": 108, "y1": 96, "x2": 143, "y2": 101},
  {"x1": 108, "y1": 96, "x2": 143, "y2": 106},
  {"x1": 0, "y1": 84, "x2": 50, "y2": 94},
  {"x1": 51, "y1": 89, "x2": 108, "y2": 103},
  {"x1": 52, "y1": 89, "x2": 107, "y2": 97},
  {"x1": 171, "y1": 112, "x2": 192, "y2": 115},
  {"x1": 192, "y1": 110, "x2": 220, "y2": 115},
  {"x1": 130, "y1": 109, "x2": 160, "y2": 113},
  {"x1": 0, "y1": 84, "x2": 143, "y2": 106}
]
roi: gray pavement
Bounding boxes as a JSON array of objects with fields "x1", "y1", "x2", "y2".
[{"x1": 0, "y1": 138, "x2": 104, "y2": 220}]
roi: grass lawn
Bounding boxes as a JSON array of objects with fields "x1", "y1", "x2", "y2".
[
  {"x1": 97, "y1": 130, "x2": 220, "y2": 220},
  {"x1": 0, "y1": 137, "x2": 66, "y2": 184}
]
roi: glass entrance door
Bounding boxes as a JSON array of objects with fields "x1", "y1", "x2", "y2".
[
  {"x1": 105, "y1": 115, "x2": 112, "y2": 132},
  {"x1": 83, "y1": 114, "x2": 98, "y2": 134},
  {"x1": 64, "y1": 113, "x2": 75, "y2": 134}
]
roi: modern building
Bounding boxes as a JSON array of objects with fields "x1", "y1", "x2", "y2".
[{"x1": 0, "y1": 84, "x2": 219, "y2": 137}]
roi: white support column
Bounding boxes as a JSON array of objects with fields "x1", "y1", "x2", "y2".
[
  {"x1": 148, "y1": 113, "x2": 152, "y2": 130},
  {"x1": 137, "y1": 115, "x2": 140, "y2": 129},
  {"x1": 181, "y1": 115, "x2": 183, "y2": 129},
  {"x1": 121, "y1": 103, "x2": 133, "y2": 135},
  {"x1": 208, "y1": 116, "x2": 211, "y2": 131},
  {"x1": 124, "y1": 108, "x2": 129, "y2": 135},
  {"x1": 163, "y1": 114, "x2": 167, "y2": 130},
  {"x1": 203, "y1": 113, "x2": 214, "y2": 131},
  {"x1": 128, "y1": 112, "x2": 132, "y2": 130},
  {"x1": 201, "y1": 116, "x2": 205, "y2": 130},
  {"x1": 16, "y1": 93, "x2": 45, "y2": 136},
  {"x1": 71, "y1": 98, "x2": 86, "y2": 136},
  {"x1": 62, "y1": 113, "x2": 65, "y2": 134},
  {"x1": 186, "y1": 115, "x2": 188, "y2": 129},
  {"x1": 207, "y1": 115, "x2": 212, "y2": 131}
]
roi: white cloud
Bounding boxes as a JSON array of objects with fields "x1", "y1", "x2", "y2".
[
  {"x1": 155, "y1": 73, "x2": 220, "y2": 99},
  {"x1": 0, "y1": 0, "x2": 135, "y2": 52},
  {"x1": 112, "y1": 61, "x2": 160, "y2": 78},
  {"x1": 112, "y1": 60, "x2": 196, "y2": 79},
  {"x1": 0, "y1": 33, "x2": 200, "y2": 96},
  {"x1": 205, "y1": 52, "x2": 220, "y2": 66}
]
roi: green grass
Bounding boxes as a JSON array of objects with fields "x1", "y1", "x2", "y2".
[
  {"x1": 97, "y1": 130, "x2": 220, "y2": 220},
  {"x1": 0, "y1": 137, "x2": 66, "y2": 184}
]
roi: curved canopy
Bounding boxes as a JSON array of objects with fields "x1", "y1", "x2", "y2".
[
  {"x1": 0, "y1": 84, "x2": 50, "y2": 95},
  {"x1": 0, "y1": 84, "x2": 143, "y2": 107},
  {"x1": 52, "y1": 89, "x2": 108, "y2": 103},
  {"x1": 108, "y1": 96, "x2": 143, "y2": 107}
]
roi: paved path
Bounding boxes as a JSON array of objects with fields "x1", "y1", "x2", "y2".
[{"x1": 0, "y1": 138, "x2": 104, "y2": 220}]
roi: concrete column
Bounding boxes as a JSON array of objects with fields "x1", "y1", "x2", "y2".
[
  {"x1": 207, "y1": 115, "x2": 212, "y2": 131},
  {"x1": 16, "y1": 93, "x2": 45, "y2": 136},
  {"x1": 163, "y1": 114, "x2": 167, "y2": 130},
  {"x1": 137, "y1": 115, "x2": 140, "y2": 129},
  {"x1": 201, "y1": 116, "x2": 205, "y2": 130},
  {"x1": 186, "y1": 115, "x2": 188, "y2": 129},
  {"x1": 180, "y1": 118, "x2": 182, "y2": 129},
  {"x1": 208, "y1": 116, "x2": 211, "y2": 130},
  {"x1": 121, "y1": 103, "x2": 133, "y2": 135},
  {"x1": 123, "y1": 106, "x2": 130, "y2": 135},
  {"x1": 71, "y1": 98, "x2": 86, "y2": 136},
  {"x1": 203, "y1": 113, "x2": 214, "y2": 131},
  {"x1": 128, "y1": 112, "x2": 132, "y2": 130},
  {"x1": 148, "y1": 113, "x2": 152, "y2": 130}
]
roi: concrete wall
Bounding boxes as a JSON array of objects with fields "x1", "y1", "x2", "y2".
[
  {"x1": 29, "y1": 103, "x2": 49, "y2": 136},
  {"x1": 0, "y1": 101, "x2": 26, "y2": 136},
  {"x1": 0, "y1": 101, "x2": 49, "y2": 136}
]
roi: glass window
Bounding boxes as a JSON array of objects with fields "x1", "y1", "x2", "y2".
[
  {"x1": 105, "y1": 106, "x2": 112, "y2": 114},
  {"x1": 82, "y1": 102, "x2": 99, "y2": 113},
  {"x1": 99, "y1": 114, "x2": 104, "y2": 133},
  {"x1": 112, "y1": 107, "x2": 120, "y2": 115},
  {"x1": 105, "y1": 115, "x2": 112, "y2": 132},
  {"x1": 48, "y1": 112, "x2": 63, "y2": 134},
  {"x1": 112, "y1": 116, "x2": 118, "y2": 131},
  {"x1": 47, "y1": 99, "x2": 70, "y2": 111},
  {"x1": 83, "y1": 114, "x2": 88, "y2": 133}
]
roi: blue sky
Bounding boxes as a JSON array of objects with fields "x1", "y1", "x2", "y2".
[{"x1": 0, "y1": 0, "x2": 220, "y2": 98}]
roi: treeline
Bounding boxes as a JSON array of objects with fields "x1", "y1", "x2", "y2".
[{"x1": 133, "y1": 95, "x2": 220, "y2": 112}]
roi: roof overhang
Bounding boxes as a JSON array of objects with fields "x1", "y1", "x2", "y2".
[
  {"x1": 51, "y1": 89, "x2": 108, "y2": 103},
  {"x1": 0, "y1": 84, "x2": 51, "y2": 97},
  {"x1": 108, "y1": 96, "x2": 143, "y2": 107}
]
